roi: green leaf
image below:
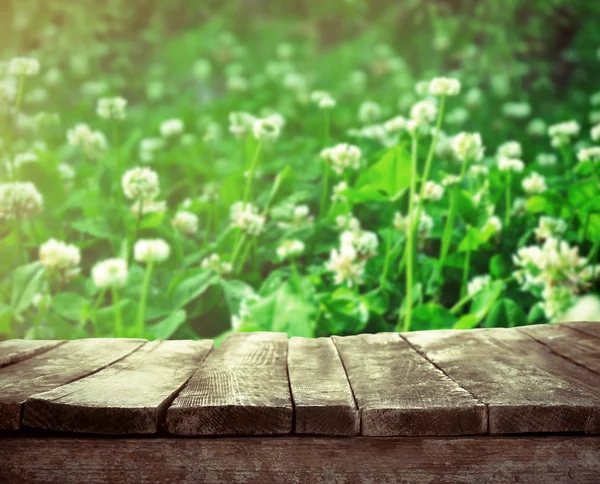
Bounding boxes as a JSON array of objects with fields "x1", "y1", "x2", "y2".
[
  {"x1": 485, "y1": 298, "x2": 527, "y2": 328},
  {"x1": 454, "y1": 314, "x2": 480, "y2": 329},
  {"x1": 51, "y1": 293, "x2": 89, "y2": 322},
  {"x1": 321, "y1": 288, "x2": 369, "y2": 335},
  {"x1": 169, "y1": 270, "x2": 219, "y2": 309},
  {"x1": 364, "y1": 289, "x2": 389, "y2": 316},
  {"x1": 526, "y1": 196, "x2": 547, "y2": 214},
  {"x1": 147, "y1": 309, "x2": 187, "y2": 340},
  {"x1": 467, "y1": 280, "x2": 504, "y2": 324},
  {"x1": 71, "y1": 218, "x2": 113, "y2": 239},
  {"x1": 357, "y1": 146, "x2": 411, "y2": 199},
  {"x1": 412, "y1": 304, "x2": 457, "y2": 331},
  {"x1": 0, "y1": 304, "x2": 13, "y2": 334},
  {"x1": 220, "y1": 279, "x2": 257, "y2": 315},
  {"x1": 10, "y1": 262, "x2": 46, "y2": 314},
  {"x1": 489, "y1": 254, "x2": 508, "y2": 278}
]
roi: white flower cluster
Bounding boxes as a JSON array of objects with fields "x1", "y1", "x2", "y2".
[
  {"x1": 467, "y1": 274, "x2": 491, "y2": 297},
  {"x1": 591, "y1": 124, "x2": 600, "y2": 142},
  {"x1": 92, "y1": 258, "x2": 128, "y2": 289},
  {"x1": 131, "y1": 200, "x2": 167, "y2": 216},
  {"x1": 0, "y1": 181, "x2": 43, "y2": 219},
  {"x1": 536, "y1": 153, "x2": 557, "y2": 167},
  {"x1": 171, "y1": 211, "x2": 199, "y2": 236},
  {"x1": 428, "y1": 77, "x2": 461, "y2": 97},
  {"x1": 9, "y1": 57, "x2": 40, "y2": 77},
  {"x1": 201, "y1": 253, "x2": 232, "y2": 275},
  {"x1": 230, "y1": 202, "x2": 266, "y2": 236},
  {"x1": 498, "y1": 157, "x2": 524, "y2": 173},
  {"x1": 67, "y1": 123, "x2": 108, "y2": 159},
  {"x1": 358, "y1": 101, "x2": 382, "y2": 124},
  {"x1": 326, "y1": 227, "x2": 379, "y2": 287},
  {"x1": 394, "y1": 210, "x2": 434, "y2": 242},
  {"x1": 501, "y1": 102, "x2": 531, "y2": 119},
  {"x1": 0, "y1": 81, "x2": 16, "y2": 105},
  {"x1": 483, "y1": 215, "x2": 503, "y2": 235},
  {"x1": 277, "y1": 204, "x2": 313, "y2": 229},
  {"x1": 39, "y1": 239, "x2": 81, "y2": 281},
  {"x1": 310, "y1": 91, "x2": 336, "y2": 109},
  {"x1": 417, "y1": 181, "x2": 445, "y2": 202},
  {"x1": 253, "y1": 114, "x2": 284, "y2": 142},
  {"x1": 139, "y1": 137, "x2": 165, "y2": 163},
  {"x1": 522, "y1": 171, "x2": 547, "y2": 195},
  {"x1": 409, "y1": 100, "x2": 437, "y2": 127},
  {"x1": 534, "y1": 216, "x2": 567, "y2": 240},
  {"x1": 548, "y1": 120, "x2": 580, "y2": 147},
  {"x1": 96, "y1": 96, "x2": 127, "y2": 120},
  {"x1": 335, "y1": 213, "x2": 361, "y2": 232},
  {"x1": 277, "y1": 239, "x2": 305, "y2": 260},
  {"x1": 229, "y1": 111, "x2": 256, "y2": 139},
  {"x1": 452, "y1": 132, "x2": 484, "y2": 162},
  {"x1": 497, "y1": 141, "x2": 522, "y2": 159},
  {"x1": 122, "y1": 167, "x2": 160, "y2": 201},
  {"x1": 321, "y1": 143, "x2": 361, "y2": 176},
  {"x1": 134, "y1": 239, "x2": 171, "y2": 264},
  {"x1": 160, "y1": 118, "x2": 185, "y2": 137},
  {"x1": 577, "y1": 146, "x2": 600, "y2": 163}
]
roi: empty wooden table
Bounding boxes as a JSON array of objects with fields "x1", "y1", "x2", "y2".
[{"x1": 1, "y1": 322, "x2": 600, "y2": 483}]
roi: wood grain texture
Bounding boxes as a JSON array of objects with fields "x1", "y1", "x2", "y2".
[
  {"x1": 0, "y1": 339, "x2": 143, "y2": 430},
  {"x1": 562, "y1": 321, "x2": 600, "y2": 339},
  {"x1": 166, "y1": 332, "x2": 292, "y2": 435},
  {"x1": 2, "y1": 436, "x2": 599, "y2": 483},
  {"x1": 0, "y1": 340, "x2": 65, "y2": 368},
  {"x1": 405, "y1": 328, "x2": 600, "y2": 434},
  {"x1": 22, "y1": 340, "x2": 213, "y2": 435},
  {"x1": 288, "y1": 337, "x2": 359, "y2": 435},
  {"x1": 332, "y1": 333, "x2": 486, "y2": 436},
  {"x1": 519, "y1": 324, "x2": 600, "y2": 375}
]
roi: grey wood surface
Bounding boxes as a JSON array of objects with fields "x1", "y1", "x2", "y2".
[
  {"x1": 288, "y1": 337, "x2": 359, "y2": 435},
  {"x1": 166, "y1": 332, "x2": 293, "y2": 435},
  {"x1": 405, "y1": 327, "x2": 600, "y2": 434},
  {"x1": 22, "y1": 340, "x2": 213, "y2": 434},
  {"x1": 0, "y1": 339, "x2": 143, "y2": 430},
  {"x1": 0, "y1": 340, "x2": 65, "y2": 368},
  {"x1": 2, "y1": 436, "x2": 599, "y2": 484},
  {"x1": 332, "y1": 333, "x2": 487, "y2": 436}
]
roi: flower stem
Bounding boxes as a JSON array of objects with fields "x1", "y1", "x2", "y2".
[
  {"x1": 128, "y1": 199, "x2": 143, "y2": 265},
  {"x1": 136, "y1": 262, "x2": 154, "y2": 337},
  {"x1": 230, "y1": 233, "x2": 247, "y2": 268},
  {"x1": 242, "y1": 141, "x2": 263, "y2": 204},
  {"x1": 15, "y1": 217, "x2": 26, "y2": 265},
  {"x1": 399, "y1": 135, "x2": 418, "y2": 332},
  {"x1": 460, "y1": 233, "x2": 472, "y2": 298},
  {"x1": 90, "y1": 288, "x2": 107, "y2": 336},
  {"x1": 505, "y1": 172, "x2": 512, "y2": 228},
  {"x1": 319, "y1": 161, "x2": 330, "y2": 220},
  {"x1": 112, "y1": 287, "x2": 124, "y2": 338}
]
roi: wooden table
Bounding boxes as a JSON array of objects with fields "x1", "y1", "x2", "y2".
[{"x1": 1, "y1": 321, "x2": 600, "y2": 483}]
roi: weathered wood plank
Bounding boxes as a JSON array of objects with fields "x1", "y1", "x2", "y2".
[
  {"x1": 405, "y1": 328, "x2": 600, "y2": 434},
  {"x1": 0, "y1": 339, "x2": 144, "y2": 430},
  {"x1": 332, "y1": 333, "x2": 486, "y2": 436},
  {"x1": 22, "y1": 340, "x2": 213, "y2": 435},
  {"x1": 562, "y1": 321, "x2": 600, "y2": 339},
  {"x1": 288, "y1": 337, "x2": 359, "y2": 435},
  {"x1": 2, "y1": 436, "x2": 599, "y2": 483},
  {"x1": 519, "y1": 324, "x2": 600, "y2": 375},
  {"x1": 166, "y1": 332, "x2": 292, "y2": 435},
  {"x1": 0, "y1": 340, "x2": 65, "y2": 368}
]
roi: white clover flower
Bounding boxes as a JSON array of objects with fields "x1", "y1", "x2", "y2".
[
  {"x1": 252, "y1": 117, "x2": 282, "y2": 142},
  {"x1": 321, "y1": 143, "x2": 361, "y2": 176},
  {"x1": 171, "y1": 211, "x2": 199, "y2": 236},
  {"x1": 134, "y1": 239, "x2": 171, "y2": 264},
  {"x1": 419, "y1": 181, "x2": 445, "y2": 202},
  {"x1": 535, "y1": 216, "x2": 567, "y2": 241},
  {"x1": 277, "y1": 239, "x2": 305, "y2": 260},
  {"x1": 335, "y1": 213, "x2": 361, "y2": 232},
  {"x1": 548, "y1": 120, "x2": 580, "y2": 147},
  {"x1": 536, "y1": 153, "x2": 557, "y2": 167},
  {"x1": 384, "y1": 116, "x2": 407, "y2": 133},
  {"x1": 512, "y1": 197, "x2": 527, "y2": 216},
  {"x1": 229, "y1": 111, "x2": 256, "y2": 139},
  {"x1": 32, "y1": 293, "x2": 51, "y2": 311},
  {"x1": 326, "y1": 244, "x2": 365, "y2": 288},
  {"x1": 122, "y1": 167, "x2": 160, "y2": 201},
  {"x1": 331, "y1": 181, "x2": 348, "y2": 202},
  {"x1": 96, "y1": 96, "x2": 127, "y2": 120},
  {"x1": 501, "y1": 102, "x2": 531, "y2": 119},
  {"x1": 14, "y1": 151, "x2": 38, "y2": 167},
  {"x1": 67, "y1": 123, "x2": 93, "y2": 146},
  {"x1": 577, "y1": 146, "x2": 600, "y2": 163},
  {"x1": 410, "y1": 100, "x2": 437, "y2": 126},
  {"x1": 278, "y1": 205, "x2": 314, "y2": 229},
  {"x1": 428, "y1": 77, "x2": 461, "y2": 97},
  {"x1": 591, "y1": 124, "x2": 600, "y2": 142},
  {"x1": 201, "y1": 253, "x2": 232, "y2": 275},
  {"x1": 541, "y1": 286, "x2": 576, "y2": 321},
  {"x1": 527, "y1": 118, "x2": 547, "y2": 137},
  {"x1": 358, "y1": 101, "x2": 382, "y2": 124},
  {"x1": 58, "y1": 163, "x2": 75, "y2": 186},
  {"x1": 452, "y1": 132, "x2": 484, "y2": 162},
  {"x1": 352, "y1": 230, "x2": 379, "y2": 259},
  {"x1": 39, "y1": 239, "x2": 81, "y2": 281},
  {"x1": 0, "y1": 81, "x2": 16, "y2": 105},
  {"x1": 131, "y1": 199, "x2": 167, "y2": 216},
  {"x1": 522, "y1": 171, "x2": 547, "y2": 195},
  {"x1": 9, "y1": 57, "x2": 40, "y2": 77},
  {"x1": 139, "y1": 137, "x2": 166, "y2": 163},
  {"x1": 498, "y1": 157, "x2": 525, "y2": 173},
  {"x1": 310, "y1": 91, "x2": 336, "y2": 109},
  {"x1": 497, "y1": 141, "x2": 522, "y2": 159},
  {"x1": 394, "y1": 210, "x2": 434, "y2": 240},
  {"x1": 160, "y1": 118, "x2": 184, "y2": 137},
  {"x1": 92, "y1": 258, "x2": 128, "y2": 289},
  {"x1": 67, "y1": 123, "x2": 107, "y2": 159},
  {"x1": 442, "y1": 174, "x2": 461, "y2": 187},
  {"x1": 0, "y1": 182, "x2": 43, "y2": 219},
  {"x1": 467, "y1": 274, "x2": 491, "y2": 296},
  {"x1": 230, "y1": 202, "x2": 266, "y2": 236},
  {"x1": 483, "y1": 215, "x2": 503, "y2": 235}
]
